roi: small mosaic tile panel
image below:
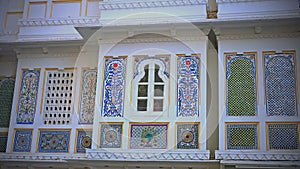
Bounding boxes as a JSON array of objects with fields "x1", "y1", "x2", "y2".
[
  {"x1": 0, "y1": 77, "x2": 15, "y2": 127},
  {"x1": 79, "y1": 69, "x2": 97, "y2": 124},
  {"x1": 13, "y1": 129, "x2": 32, "y2": 152},
  {"x1": 17, "y1": 69, "x2": 40, "y2": 124},
  {"x1": 226, "y1": 123, "x2": 258, "y2": 150},
  {"x1": 264, "y1": 53, "x2": 297, "y2": 116},
  {"x1": 76, "y1": 129, "x2": 92, "y2": 153},
  {"x1": 268, "y1": 123, "x2": 299, "y2": 150},
  {"x1": 38, "y1": 130, "x2": 70, "y2": 153},
  {"x1": 102, "y1": 58, "x2": 127, "y2": 117},
  {"x1": 130, "y1": 123, "x2": 168, "y2": 149},
  {"x1": 133, "y1": 55, "x2": 170, "y2": 78},
  {"x1": 100, "y1": 123, "x2": 122, "y2": 148},
  {"x1": 176, "y1": 123, "x2": 199, "y2": 149},
  {"x1": 226, "y1": 54, "x2": 257, "y2": 116},
  {"x1": 0, "y1": 133, "x2": 8, "y2": 152},
  {"x1": 42, "y1": 69, "x2": 75, "y2": 125},
  {"x1": 177, "y1": 56, "x2": 200, "y2": 117}
]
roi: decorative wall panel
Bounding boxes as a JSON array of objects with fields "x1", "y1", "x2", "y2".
[
  {"x1": 17, "y1": 69, "x2": 40, "y2": 124},
  {"x1": 13, "y1": 129, "x2": 32, "y2": 152},
  {"x1": 264, "y1": 53, "x2": 297, "y2": 116},
  {"x1": 268, "y1": 123, "x2": 299, "y2": 150},
  {"x1": 100, "y1": 123, "x2": 122, "y2": 148},
  {"x1": 38, "y1": 130, "x2": 70, "y2": 153},
  {"x1": 226, "y1": 54, "x2": 256, "y2": 116},
  {"x1": 0, "y1": 133, "x2": 8, "y2": 152},
  {"x1": 226, "y1": 123, "x2": 258, "y2": 150},
  {"x1": 79, "y1": 69, "x2": 97, "y2": 124},
  {"x1": 0, "y1": 77, "x2": 15, "y2": 127},
  {"x1": 177, "y1": 56, "x2": 200, "y2": 117},
  {"x1": 102, "y1": 58, "x2": 126, "y2": 117},
  {"x1": 76, "y1": 129, "x2": 92, "y2": 153},
  {"x1": 176, "y1": 123, "x2": 199, "y2": 149},
  {"x1": 42, "y1": 69, "x2": 75, "y2": 125},
  {"x1": 130, "y1": 123, "x2": 168, "y2": 149},
  {"x1": 133, "y1": 56, "x2": 170, "y2": 78}
]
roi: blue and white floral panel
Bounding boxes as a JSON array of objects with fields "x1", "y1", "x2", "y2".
[
  {"x1": 177, "y1": 56, "x2": 200, "y2": 117},
  {"x1": 102, "y1": 58, "x2": 127, "y2": 117}
]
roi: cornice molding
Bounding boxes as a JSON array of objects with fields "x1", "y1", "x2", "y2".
[
  {"x1": 0, "y1": 153, "x2": 86, "y2": 161},
  {"x1": 100, "y1": 0, "x2": 208, "y2": 10},
  {"x1": 99, "y1": 36, "x2": 207, "y2": 44},
  {"x1": 216, "y1": 32, "x2": 300, "y2": 40},
  {"x1": 86, "y1": 149, "x2": 210, "y2": 160},
  {"x1": 216, "y1": 0, "x2": 273, "y2": 3},
  {"x1": 215, "y1": 150, "x2": 300, "y2": 161},
  {"x1": 18, "y1": 17, "x2": 100, "y2": 27}
]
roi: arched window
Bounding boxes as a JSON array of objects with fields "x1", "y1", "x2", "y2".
[{"x1": 133, "y1": 59, "x2": 168, "y2": 113}]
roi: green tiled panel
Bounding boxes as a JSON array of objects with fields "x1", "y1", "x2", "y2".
[
  {"x1": 0, "y1": 78, "x2": 15, "y2": 127},
  {"x1": 0, "y1": 134, "x2": 8, "y2": 152},
  {"x1": 227, "y1": 58, "x2": 256, "y2": 116}
]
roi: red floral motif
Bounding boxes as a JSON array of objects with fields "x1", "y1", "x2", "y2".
[
  {"x1": 185, "y1": 60, "x2": 191, "y2": 66},
  {"x1": 113, "y1": 63, "x2": 119, "y2": 69}
]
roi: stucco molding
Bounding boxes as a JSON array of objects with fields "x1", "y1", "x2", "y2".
[
  {"x1": 100, "y1": 0, "x2": 208, "y2": 10},
  {"x1": 18, "y1": 17, "x2": 100, "y2": 27},
  {"x1": 216, "y1": 32, "x2": 300, "y2": 40},
  {"x1": 216, "y1": 0, "x2": 274, "y2": 3},
  {"x1": 0, "y1": 153, "x2": 86, "y2": 161},
  {"x1": 86, "y1": 149, "x2": 210, "y2": 161},
  {"x1": 99, "y1": 36, "x2": 207, "y2": 44},
  {"x1": 215, "y1": 150, "x2": 300, "y2": 161}
]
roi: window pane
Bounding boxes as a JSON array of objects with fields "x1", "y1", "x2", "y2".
[
  {"x1": 154, "y1": 85, "x2": 164, "y2": 96},
  {"x1": 140, "y1": 65, "x2": 149, "y2": 82},
  {"x1": 137, "y1": 99, "x2": 147, "y2": 111},
  {"x1": 153, "y1": 99, "x2": 163, "y2": 111},
  {"x1": 138, "y1": 85, "x2": 148, "y2": 97},
  {"x1": 155, "y1": 64, "x2": 163, "y2": 82}
]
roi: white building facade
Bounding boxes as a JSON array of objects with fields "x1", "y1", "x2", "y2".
[{"x1": 0, "y1": 0, "x2": 299, "y2": 169}]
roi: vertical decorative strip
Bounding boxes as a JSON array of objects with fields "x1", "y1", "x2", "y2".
[
  {"x1": 17, "y1": 69, "x2": 40, "y2": 124},
  {"x1": 226, "y1": 54, "x2": 256, "y2": 116},
  {"x1": 102, "y1": 57, "x2": 127, "y2": 117},
  {"x1": 79, "y1": 69, "x2": 97, "y2": 124},
  {"x1": 0, "y1": 77, "x2": 15, "y2": 127},
  {"x1": 264, "y1": 53, "x2": 297, "y2": 116},
  {"x1": 177, "y1": 56, "x2": 200, "y2": 117}
]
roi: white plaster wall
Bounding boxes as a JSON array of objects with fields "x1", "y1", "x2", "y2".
[
  {"x1": 0, "y1": 0, "x2": 24, "y2": 33},
  {"x1": 218, "y1": 37, "x2": 300, "y2": 150},
  {"x1": 217, "y1": 0, "x2": 300, "y2": 20}
]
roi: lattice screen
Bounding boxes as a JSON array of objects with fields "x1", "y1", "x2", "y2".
[
  {"x1": 226, "y1": 123, "x2": 258, "y2": 150},
  {"x1": 268, "y1": 123, "x2": 299, "y2": 150},
  {"x1": 43, "y1": 69, "x2": 75, "y2": 125}
]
